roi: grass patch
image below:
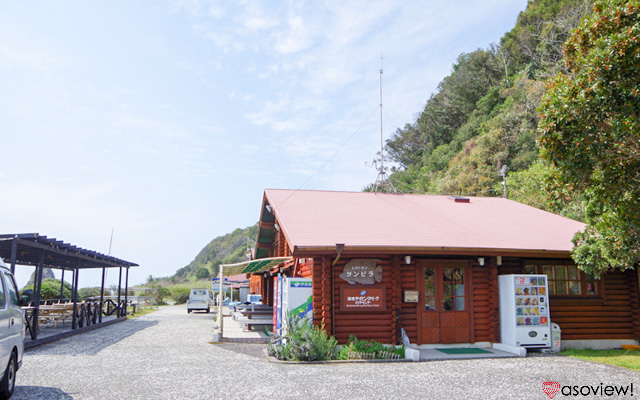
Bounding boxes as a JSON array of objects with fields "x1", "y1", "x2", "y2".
[
  {"x1": 129, "y1": 307, "x2": 160, "y2": 318},
  {"x1": 561, "y1": 348, "x2": 640, "y2": 371}
]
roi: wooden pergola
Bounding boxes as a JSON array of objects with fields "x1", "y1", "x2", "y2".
[{"x1": 0, "y1": 233, "x2": 138, "y2": 342}]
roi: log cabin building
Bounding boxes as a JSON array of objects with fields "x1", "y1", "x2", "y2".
[{"x1": 249, "y1": 189, "x2": 640, "y2": 349}]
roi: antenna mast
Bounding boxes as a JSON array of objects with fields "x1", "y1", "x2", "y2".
[{"x1": 372, "y1": 55, "x2": 396, "y2": 193}]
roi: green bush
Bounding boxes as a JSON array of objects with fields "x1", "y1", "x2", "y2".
[
  {"x1": 172, "y1": 287, "x2": 191, "y2": 304},
  {"x1": 337, "y1": 335, "x2": 405, "y2": 360},
  {"x1": 267, "y1": 313, "x2": 337, "y2": 361},
  {"x1": 22, "y1": 278, "x2": 73, "y2": 301},
  {"x1": 195, "y1": 268, "x2": 210, "y2": 280},
  {"x1": 78, "y1": 287, "x2": 102, "y2": 299}
]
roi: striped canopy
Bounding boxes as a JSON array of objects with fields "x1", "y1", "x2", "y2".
[{"x1": 220, "y1": 257, "x2": 292, "y2": 277}]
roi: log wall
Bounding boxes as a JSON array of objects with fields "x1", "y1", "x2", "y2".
[
  {"x1": 400, "y1": 263, "x2": 419, "y2": 343},
  {"x1": 305, "y1": 254, "x2": 640, "y2": 344},
  {"x1": 498, "y1": 263, "x2": 640, "y2": 341},
  {"x1": 471, "y1": 262, "x2": 491, "y2": 343},
  {"x1": 312, "y1": 256, "x2": 402, "y2": 344}
]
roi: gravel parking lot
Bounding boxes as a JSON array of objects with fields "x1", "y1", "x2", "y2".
[{"x1": 14, "y1": 305, "x2": 640, "y2": 399}]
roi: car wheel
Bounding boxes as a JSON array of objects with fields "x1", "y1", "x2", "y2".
[{"x1": 0, "y1": 352, "x2": 17, "y2": 400}]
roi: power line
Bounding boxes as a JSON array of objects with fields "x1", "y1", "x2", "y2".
[{"x1": 274, "y1": 104, "x2": 380, "y2": 209}]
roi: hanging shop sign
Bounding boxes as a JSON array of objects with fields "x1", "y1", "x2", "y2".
[
  {"x1": 338, "y1": 259, "x2": 382, "y2": 285},
  {"x1": 340, "y1": 285, "x2": 386, "y2": 312}
]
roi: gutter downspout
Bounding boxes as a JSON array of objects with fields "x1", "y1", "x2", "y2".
[{"x1": 331, "y1": 244, "x2": 344, "y2": 338}]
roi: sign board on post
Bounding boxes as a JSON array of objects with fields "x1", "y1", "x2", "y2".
[
  {"x1": 340, "y1": 285, "x2": 386, "y2": 312},
  {"x1": 338, "y1": 259, "x2": 382, "y2": 285}
]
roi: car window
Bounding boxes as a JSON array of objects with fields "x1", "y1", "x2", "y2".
[
  {"x1": 0, "y1": 273, "x2": 6, "y2": 309},
  {"x1": 4, "y1": 272, "x2": 19, "y2": 306}
]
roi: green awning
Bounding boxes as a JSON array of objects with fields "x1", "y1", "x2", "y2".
[{"x1": 221, "y1": 257, "x2": 293, "y2": 277}]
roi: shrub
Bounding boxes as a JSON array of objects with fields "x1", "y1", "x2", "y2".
[
  {"x1": 267, "y1": 313, "x2": 337, "y2": 361},
  {"x1": 337, "y1": 335, "x2": 405, "y2": 360},
  {"x1": 78, "y1": 287, "x2": 102, "y2": 299},
  {"x1": 22, "y1": 278, "x2": 73, "y2": 301},
  {"x1": 195, "y1": 268, "x2": 210, "y2": 280},
  {"x1": 172, "y1": 287, "x2": 191, "y2": 304}
]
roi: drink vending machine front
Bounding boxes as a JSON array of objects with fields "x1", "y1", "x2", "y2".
[{"x1": 499, "y1": 274, "x2": 552, "y2": 348}]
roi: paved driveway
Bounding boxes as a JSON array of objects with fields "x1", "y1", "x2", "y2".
[{"x1": 14, "y1": 305, "x2": 639, "y2": 399}]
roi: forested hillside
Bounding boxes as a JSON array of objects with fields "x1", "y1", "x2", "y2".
[
  {"x1": 383, "y1": 0, "x2": 594, "y2": 221},
  {"x1": 168, "y1": 224, "x2": 257, "y2": 283}
]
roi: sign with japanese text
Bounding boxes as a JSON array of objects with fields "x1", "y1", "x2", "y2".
[
  {"x1": 338, "y1": 259, "x2": 382, "y2": 285},
  {"x1": 340, "y1": 285, "x2": 386, "y2": 312}
]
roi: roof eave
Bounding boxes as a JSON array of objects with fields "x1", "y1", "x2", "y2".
[{"x1": 291, "y1": 245, "x2": 573, "y2": 259}]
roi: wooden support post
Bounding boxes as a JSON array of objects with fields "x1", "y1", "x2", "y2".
[
  {"x1": 30, "y1": 250, "x2": 46, "y2": 340},
  {"x1": 124, "y1": 267, "x2": 129, "y2": 316},
  {"x1": 99, "y1": 267, "x2": 106, "y2": 323},
  {"x1": 218, "y1": 268, "x2": 224, "y2": 334},
  {"x1": 72, "y1": 269, "x2": 79, "y2": 330},
  {"x1": 9, "y1": 237, "x2": 17, "y2": 274},
  {"x1": 59, "y1": 269, "x2": 65, "y2": 300},
  {"x1": 117, "y1": 267, "x2": 122, "y2": 317}
]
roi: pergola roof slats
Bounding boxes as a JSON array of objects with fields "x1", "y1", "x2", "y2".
[{"x1": 0, "y1": 233, "x2": 138, "y2": 269}]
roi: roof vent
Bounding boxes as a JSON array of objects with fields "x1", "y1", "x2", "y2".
[{"x1": 448, "y1": 195, "x2": 470, "y2": 203}]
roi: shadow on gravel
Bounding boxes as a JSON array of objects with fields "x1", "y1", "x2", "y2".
[
  {"x1": 13, "y1": 385, "x2": 73, "y2": 400},
  {"x1": 27, "y1": 319, "x2": 159, "y2": 356},
  {"x1": 213, "y1": 342, "x2": 267, "y2": 359}
]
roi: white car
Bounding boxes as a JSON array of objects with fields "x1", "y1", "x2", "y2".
[
  {"x1": 0, "y1": 258, "x2": 23, "y2": 399},
  {"x1": 186, "y1": 289, "x2": 211, "y2": 313}
]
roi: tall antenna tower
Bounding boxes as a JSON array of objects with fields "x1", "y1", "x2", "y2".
[{"x1": 371, "y1": 55, "x2": 396, "y2": 193}]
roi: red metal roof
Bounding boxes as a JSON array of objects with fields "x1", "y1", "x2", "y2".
[{"x1": 263, "y1": 189, "x2": 585, "y2": 257}]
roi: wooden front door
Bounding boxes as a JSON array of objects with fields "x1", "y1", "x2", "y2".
[{"x1": 420, "y1": 262, "x2": 471, "y2": 344}]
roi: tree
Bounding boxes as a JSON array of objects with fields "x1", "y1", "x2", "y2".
[
  {"x1": 171, "y1": 287, "x2": 191, "y2": 304},
  {"x1": 538, "y1": 0, "x2": 640, "y2": 275},
  {"x1": 150, "y1": 284, "x2": 171, "y2": 305},
  {"x1": 22, "y1": 278, "x2": 73, "y2": 300},
  {"x1": 78, "y1": 287, "x2": 102, "y2": 299},
  {"x1": 195, "y1": 267, "x2": 210, "y2": 280}
]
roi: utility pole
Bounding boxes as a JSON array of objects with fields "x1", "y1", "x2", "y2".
[{"x1": 500, "y1": 165, "x2": 508, "y2": 199}]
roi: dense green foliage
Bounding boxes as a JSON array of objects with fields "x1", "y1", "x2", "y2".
[
  {"x1": 382, "y1": 0, "x2": 640, "y2": 274},
  {"x1": 77, "y1": 287, "x2": 102, "y2": 299},
  {"x1": 22, "y1": 278, "x2": 73, "y2": 300},
  {"x1": 384, "y1": 0, "x2": 593, "y2": 204},
  {"x1": 267, "y1": 314, "x2": 338, "y2": 361},
  {"x1": 336, "y1": 335, "x2": 405, "y2": 360},
  {"x1": 23, "y1": 268, "x2": 55, "y2": 289},
  {"x1": 170, "y1": 224, "x2": 257, "y2": 282},
  {"x1": 539, "y1": 0, "x2": 640, "y2": 275},
  {"x1": 171, "y1": 287, "x2": 191, "y2": 304}
]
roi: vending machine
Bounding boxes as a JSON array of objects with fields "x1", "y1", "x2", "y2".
[
  {"x1": 499, "y1": 274, "x2": 551, "y2": 348},
  {"x1": 282, "y1": 278, "x2": 313, "y2": 320},
  {"x1": 274, "y1": 277, "x2": 313, "y2": 336}
]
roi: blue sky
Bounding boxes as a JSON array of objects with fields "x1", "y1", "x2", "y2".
[{"x1": 0, "y1": 0, "x2": 528, "y2": 287}]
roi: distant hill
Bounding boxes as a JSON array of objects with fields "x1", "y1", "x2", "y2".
[{"x1": 169, "y1": 224, "x2": 258, "y2": 283}]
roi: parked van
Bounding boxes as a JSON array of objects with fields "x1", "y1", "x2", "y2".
[
  {"x1": 0, "y1": 258, "x2": 23, "y2": 399},
  {"x1": 186, "y1": 289, "x2": 211, "y2": 313}
]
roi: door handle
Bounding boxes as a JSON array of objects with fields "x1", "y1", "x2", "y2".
[{"x1": 9, "y1": 318, "x2": 14, "y2": 327}]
